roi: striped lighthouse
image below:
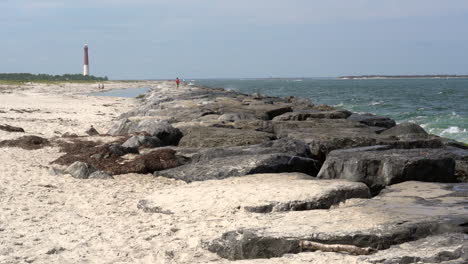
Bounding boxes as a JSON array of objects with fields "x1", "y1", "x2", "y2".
[{"x1": 83, "y1": 44, "x2": 89, "y2": 76}]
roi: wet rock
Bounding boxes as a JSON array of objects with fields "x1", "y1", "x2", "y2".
[
  {"x1": 65, "y1": 161, "x2": 97, "y2": 179},
  {"x1": 209, "y1": 181, "x2": 468, "y2": 260},
  {"x1": 348, "y1": 113, "x2": 396, "y2": 129},
  {"x1": 156, "y1": 154, "x2": 319, "y2": 182},
  {"x1": 85, "y1": 126, "x2": 99, "y2": 136},
  {"x1": 178, "y1": 126, "x2": 275, "y2": 148},
  {"x1": 317, "y1": 148, "x2": 456, "y2": 193},
  {"x1": 122, "y1": 135, "x2": 161, "y2": 149},
  {"x1": 108, "y1": 119, "x2": 182, "y2": 146},
  {"x1": 0, "y1": 124, "x2": 25, "y2": 133},
  {"x1": 142, "y1": 173, "x2": 370, "y2": 214},
  {"x1": 88, "y1": 171, "x2": 114, "y2": 179},
  {"x1": 0, "y1": 136, "x2": 50, "y2": 150},
  {"x1": 272, "y1": 110, "x2": 352, "y2": 121},
  {"x1": 380, "y1": 122, "x2": 428, "y2": 139}
]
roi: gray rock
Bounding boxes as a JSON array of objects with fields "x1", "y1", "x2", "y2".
[
  {"x1": 363, "y1": 233, "x2": 468, "y2": 264},
  {"x1": 65, "y1": 161, "x2": 97, "y2": 179},
  {"x1": 178, "y1": 126, "x2": 275, "y2": 148},
  {"x1": 273, "y1": 119, "x2": 381, "y2": 160},
  {"x1": 155, "y1": 154, "x2": 319, "y2": 182},
  {"x1": 455, "y1": 161, "x2": 468, "y2": 182},
  {"x1": 141, "y1": 173, "x2": 370, "y2": 214},
  {"x1": 208, "y1": 181, "x2": 468, "y2": 260},
  {"x1": 317, "y1": 148, "x2": 456, "y2": 193},
  {"x1": 380, "y1": 122, "x2": 428, "y2": 139},
  {"x1": 190, "y1": 138, "x2": 311, "y2": 162},
  {"x1": 88, "y1": 171, "x2": 114, "y2": 179},
  {"x1": 221, "y1": 103, "x2": 293, "y2": 120},
  {"x1": 108, "y1": 119, "x2": 182, "y2": 146},
  {"x1": 272, "y1": 110, "x2": 352, "y2": 121},
  {"x1": 85, "y1": 126, "x2": 99, "y2": 136},
  {"x1": 122, "y1": 135, "x2": 161, "y2": 149},
  {"x1": 347, "y1": 113, "x2": 396, "y2": 128},
  {"x1": 218, "y1": 112, "x2": 258, "y2": 121},
  {"x1": 108, "y1": 143, "x2": 138, "y2": 157}
]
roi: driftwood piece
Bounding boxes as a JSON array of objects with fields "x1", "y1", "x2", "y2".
[{"x1": 299, "y1": 240, "x2": 377, "y2": 255}]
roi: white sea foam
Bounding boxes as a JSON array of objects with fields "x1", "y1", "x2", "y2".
[
  {"x1": 441, "y1": 126, "x2": 467, "y2": 134},
  {"x1": 369, "y1": 101, "x2": 383, "y2": 106}
]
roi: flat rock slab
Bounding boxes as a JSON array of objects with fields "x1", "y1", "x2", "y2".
[
  {"x1": 139, "y1": 173, "x2": 370, "y2": 214},
  {"x1": 317, "y1": 148, "x2": 456, "y2": 193},
  {"x1": 208, "y1": 181, "x2": 468, "y2": 260},
  {"x1": 272, "y1": 110, "x2": 352, "y2": 121},
  {"x1": 233, "y1": 233, "x2": 468, "y2": 264},
  {"x1": 155, "y1": 154, "x2": 319, "y2": 182},
  {"x1": 178, "y1": 126, "x2": 275, "y2": 148}
]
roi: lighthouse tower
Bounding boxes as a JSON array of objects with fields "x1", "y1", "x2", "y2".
[{"x1": 83, "y1": 44, "x2": 89, "y2": 76}]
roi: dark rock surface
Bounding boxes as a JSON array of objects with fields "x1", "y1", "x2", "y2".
[
  {"x1": 347, "y1": 113, "x2": 396, "y2": 129},
  {"x1": 317, "y1": 148, "x2": 456, "y2": 193},
  {"x1": 85, "y1": 126, "x2": 99, "y2": 136},
  {"x1": 208, "y1": 181, "x2": 468, "y2": 260},
  {"x1": 178, "y1": 126, "x2": 275, "y2": 148},
  {"x1": 190, "y1": 138, "x2": 312, "y2": 162},
  {"x1": 108, "y1": 119, "x2": 182, "y2": 146},
  {"x1": 0, "y1": 124, "x2": 25, "y2": 132},
  {"x1": 380, "y1": 122, "x2": 428, "y2": 139},
  {"x1": 272, "y1": 109, "x2": 352, "y2": 121},
  {"x1": 155, "y1": 154, "x2": 319, "y2": 182}
]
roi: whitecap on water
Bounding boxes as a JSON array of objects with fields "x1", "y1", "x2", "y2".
[
  {"x1": 441, "y1": 126, "x2": 467, "y2": 134},
  {"x1": 369, "y1": 101, "x2": 383, "y2": 106}
]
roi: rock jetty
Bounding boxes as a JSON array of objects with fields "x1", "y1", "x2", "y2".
[{"x1": 54, "y1": 82, "x2": 468, "y2": 263}]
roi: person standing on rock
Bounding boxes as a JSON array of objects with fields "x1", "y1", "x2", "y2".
[{"x1": 175, "y1": 77, "x2": 180, "y2": 88}]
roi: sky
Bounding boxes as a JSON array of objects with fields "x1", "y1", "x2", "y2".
[{"x1": 1, "y1": 0, "x2": 468, "y2": 79}]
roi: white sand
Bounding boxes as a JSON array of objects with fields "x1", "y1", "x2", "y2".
[{"x1": 0, "y1": 82, "x2": 310, "y2": 264}]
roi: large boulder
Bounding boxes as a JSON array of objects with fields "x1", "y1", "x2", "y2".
[
  {"x1": 122, "y1": 135, "x2": 161, "y2": 149},
  {"x1": 217, "y1": 103, "x2": 292, "y2": 120},
  {"x1": 272, "y1": 110, "x2": 352, "y2": 121},
  {"x1": 190, "y1": 138, "x2": 312, "y2": 162},
  {"x1": 155, "y1": 154, "x2": 319, "y2": 182},
  {"x1": 178, "y1": 126, "x2": 275, "y2": 148},
  {"x1": 347, "y1": 113, "x2": 396, "y2": 129},
  {"x1": 273, "y1": 119, "x2": 381, "y2": 160},
  {"x1": 108, "y1": 119, "x2": 182, "y2": 146},
  {"x1": 139, "y1": 173, "x2": 370, "y2": 214},
  {"x1": 208, "y1": 181, "x2": 468, "y2": 260},
  {"x1": 317, "y1": 147, "x2": 456, "y2": 193},
  {"x1": 380, "y1": 122, "x2": 428, "y2": 139}
]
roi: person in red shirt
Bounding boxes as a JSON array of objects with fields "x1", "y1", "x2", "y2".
[{"x1": 175, "y1": 77, "x2": 180, "y2": 88}]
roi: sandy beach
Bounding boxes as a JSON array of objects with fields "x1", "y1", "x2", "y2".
[{"x1": 0, "y1": 81, "x2": 466, "y2": 264}]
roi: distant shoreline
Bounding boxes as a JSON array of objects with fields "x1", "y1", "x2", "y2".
[{"x1": 337, "y1": 75, "x2": 468, "y2": 80}]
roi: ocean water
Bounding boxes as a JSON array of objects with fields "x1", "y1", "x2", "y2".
[{"x1": 192, "y1": 78, "x2": 468, "y2": 143}]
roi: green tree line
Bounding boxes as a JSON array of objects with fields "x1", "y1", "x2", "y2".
[{"x1": 0, "y1": 73, "x2": 108, "y2": 82}]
